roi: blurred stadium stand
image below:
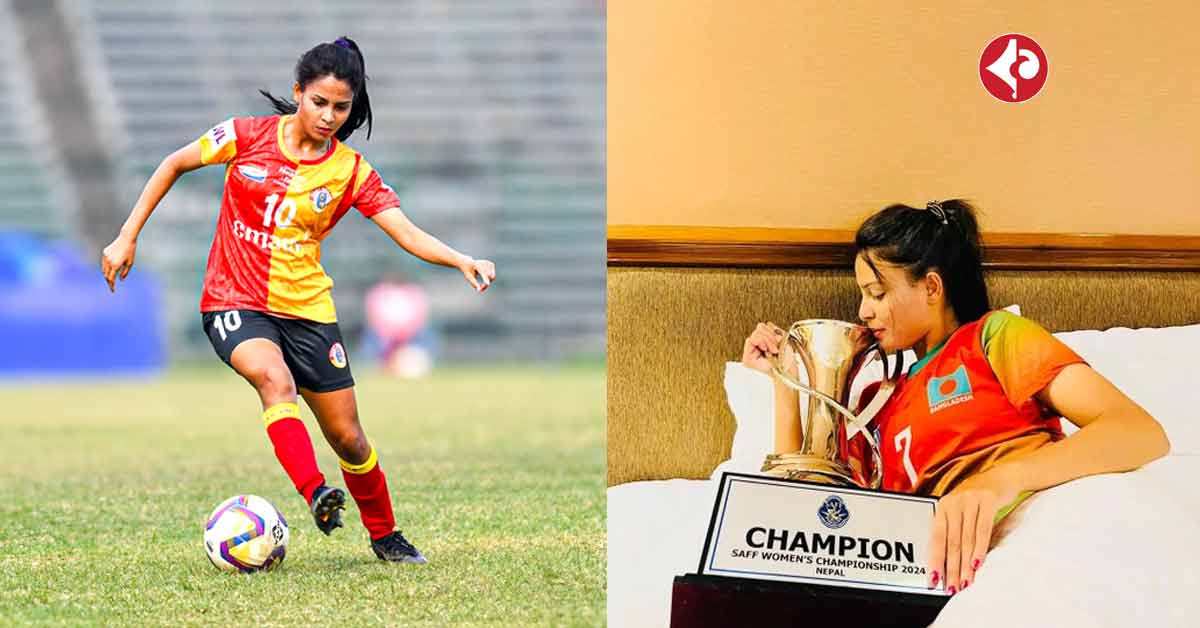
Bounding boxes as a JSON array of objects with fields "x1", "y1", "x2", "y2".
[
  {"x1": 0, "y1": 0, "x2": 83, "y2": 239},
  {"x1": 4, "y1": 0, "x2": 605, "y2": 362}
]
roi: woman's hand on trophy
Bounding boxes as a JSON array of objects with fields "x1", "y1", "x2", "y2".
[
  {"x1": 742, "y1": 322, "x2": 787, "y2": 374},
  {"x1": 927, "y1": 466, "x2": 1021, "y2": 595}
]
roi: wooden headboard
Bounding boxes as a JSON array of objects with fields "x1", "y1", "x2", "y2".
[{"x1": 607, "y1": 226, "x2": 1200, "y2": 486}]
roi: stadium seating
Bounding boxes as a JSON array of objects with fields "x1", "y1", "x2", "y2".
[{"x1": 0, "y1": 0, "x2": 77, "y2": 239}]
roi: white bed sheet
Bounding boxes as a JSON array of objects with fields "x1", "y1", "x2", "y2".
[{"x1": 607, "y1": 455, "x2": 1200, "y2": 628}]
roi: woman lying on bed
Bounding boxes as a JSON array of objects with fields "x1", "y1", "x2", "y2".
[{"x1": 740, "y1": 199, "x2": 1170, "y2": 597}]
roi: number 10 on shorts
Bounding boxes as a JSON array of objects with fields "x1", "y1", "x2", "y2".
[{"x1": 213, "y1": 311, "x2": 242, "y2": 341}]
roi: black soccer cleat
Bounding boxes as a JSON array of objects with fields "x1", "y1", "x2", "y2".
[
  {"x1": 371, "y1": 530, "x2": 428, "y2": 564},
  {"x1": 309, "y1": 485, "x2": 346, "y2": 536}
]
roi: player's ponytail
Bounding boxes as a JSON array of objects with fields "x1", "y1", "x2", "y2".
[
  {"x1": 258, "y1": 36, "x2": 374, "y2": 142},
  {"x1": 854, "y1": 199, "x2": 991, "y2": 324},
  {"x1": 330, "y1": 37, "x2": 373, "y2": 142}
]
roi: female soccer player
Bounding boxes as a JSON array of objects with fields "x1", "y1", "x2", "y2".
[
  {"x1": 741, "y1": 200, "x2": 1169, "y2": 594},
  {"x1": 99, "y1": 37, "x2": 495, "y2": 564}
]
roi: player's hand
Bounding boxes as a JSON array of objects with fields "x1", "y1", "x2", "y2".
[
  {"x1": 460, "y1": 257, "x2": 496, "y2": 293},
  {"x1": 741, "y1": 322, "x2": 786, "y2": 374},
  {"x1": 928, "y1": 465, "x2": 1022, "y2": 595},
  {"x1": 100, "y1": 234, "x2": 137, "y2": 293}
]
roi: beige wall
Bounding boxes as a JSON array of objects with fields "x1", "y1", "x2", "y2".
[{"x1": 609, "y1": 2, "x2": 1200, "y2": 234}]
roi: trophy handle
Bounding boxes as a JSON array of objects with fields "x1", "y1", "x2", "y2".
[{"x1": 769, "y1": 328, "x2": 902, "y2": 489}]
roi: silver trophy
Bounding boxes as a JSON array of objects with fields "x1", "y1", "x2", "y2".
[
  {"x1": 684, "y1": 320, "x2": 939, "y2": 600},
  {"x1": 762, "y1": 319, "x2": 903, "y2": 488}
]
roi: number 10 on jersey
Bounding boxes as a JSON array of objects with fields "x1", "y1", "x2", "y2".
[{"x1": 263, "y1": 193, "x2": 297, "y2": 228}]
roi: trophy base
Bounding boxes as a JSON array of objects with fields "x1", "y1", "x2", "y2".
[
  {"x1": 761, "y1": 453, "x2": 856, "y2": 486},
  {"x1": 670, "y1": 573, "x2": 948, "y2": 628}
]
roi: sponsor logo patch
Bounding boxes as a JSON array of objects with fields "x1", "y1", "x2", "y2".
[
  {"x1": 231, "y1": 221, "x2": 307, "y2": 254},
  {"x1": 276, "y1": 165, "x2": 306, "y2": 191},
  {"x1": 237, "y1": 165, "x2": 268, "y2": 182},
  {"x1": 329, "y1": 342, "x2": 347, "y2": 369}
]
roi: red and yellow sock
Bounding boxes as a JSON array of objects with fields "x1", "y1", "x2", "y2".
[
  {"x1": 340, "y1": 445, "x2": 396, "y2": 541},
  {"x1": 262, "y1": 402, "x2": 325, "y2": 504}
]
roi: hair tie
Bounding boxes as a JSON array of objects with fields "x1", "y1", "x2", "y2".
[
  {"x1": 926, "y1": 200, "x2": 948, "y2": 224},
  {"x1": 334, "y1": 37, "x2": 351, "y2": 49}
]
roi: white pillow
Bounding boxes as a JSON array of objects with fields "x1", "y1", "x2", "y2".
[
  {"x1": 715, "y1": 361, "x2": 776, "y2": 477},
  {"x1": 1052, "y1": 323, "x2": 1200, "y2": 453},
  {"x1": 715, "y1": 305, "x2": 1022, "y2": 478}
]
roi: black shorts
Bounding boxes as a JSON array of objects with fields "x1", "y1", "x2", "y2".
[{"x1": 201, "y1": 309, "x2": 355, "y2": 393}]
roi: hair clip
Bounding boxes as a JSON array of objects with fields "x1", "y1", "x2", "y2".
[
  {"x1": 334, "y1": 37, "x2": 351, "y2": 49},
  {"x1": 926, "y1": 201, "x2": 948, "y2": 224}
]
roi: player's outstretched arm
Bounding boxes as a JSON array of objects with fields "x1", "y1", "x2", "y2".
[
  {"x1": 101, "y1": 142, "x2": 206, "y2": 292},
  {"x1": 369, "y1": 207, "x2": 496, "y2": 292}
]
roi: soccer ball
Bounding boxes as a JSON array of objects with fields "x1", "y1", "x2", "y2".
[{"x1": 203, "y1": 495, "x2": 289, "y2": 573}]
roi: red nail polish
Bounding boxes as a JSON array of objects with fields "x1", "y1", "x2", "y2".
[
  {"x1": 948, "y1": 585, "x2": 957, "y2": 595},
  {"x1": 972, "y1": 558, "x2": 981, "y2": 570},
  {"x1": 961, "y1": 580, "x2": 969, "y2": 590},
  {"x1": 931, "y1": 571, "x2": 940, "y2": 586}
]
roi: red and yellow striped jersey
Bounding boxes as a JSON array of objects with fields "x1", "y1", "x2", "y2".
[
  {"x1": 195, "y1": 115, "x2": 400, "y2": 322},
  {"x1": 847, "y1": 310, "x2": 1086, "y2": 496}
]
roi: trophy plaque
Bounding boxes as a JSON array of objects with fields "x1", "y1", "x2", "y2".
[{"x1": 698, "y1": 472, "x2": 940, "y2": 594}]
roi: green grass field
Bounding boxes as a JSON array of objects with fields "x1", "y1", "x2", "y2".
[{"x1": 0, "y1": 363, "x2": 605, "y2": 626}]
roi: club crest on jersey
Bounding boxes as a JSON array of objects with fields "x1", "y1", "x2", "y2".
[
  {"x1": 817, "y1": 495, "x2": 850, "y2": 529},
  {"x1": 310, "y1": 187, "x2": 333, "y2": 213},
  {"x1": 236, "y1": 165, "x2": 268, "y2": 182},
  {"x1": 927, "y1": 364, "x2": 974, "y2": 413},
  {"x1": 329, "y1": 342, "x2": 347, "y2": 369}
]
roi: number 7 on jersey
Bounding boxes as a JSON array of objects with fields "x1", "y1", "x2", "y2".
[{"x1": 895, "y1": 426, "x2": 919, "y2": 488}]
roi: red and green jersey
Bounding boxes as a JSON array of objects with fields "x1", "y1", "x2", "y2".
[
  {"x1": 195, "y1": 115, "x2": 400, "y2": 322},
  {"x1": 848, "y1": 310, "x2": 1086, "y2": 496}
]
